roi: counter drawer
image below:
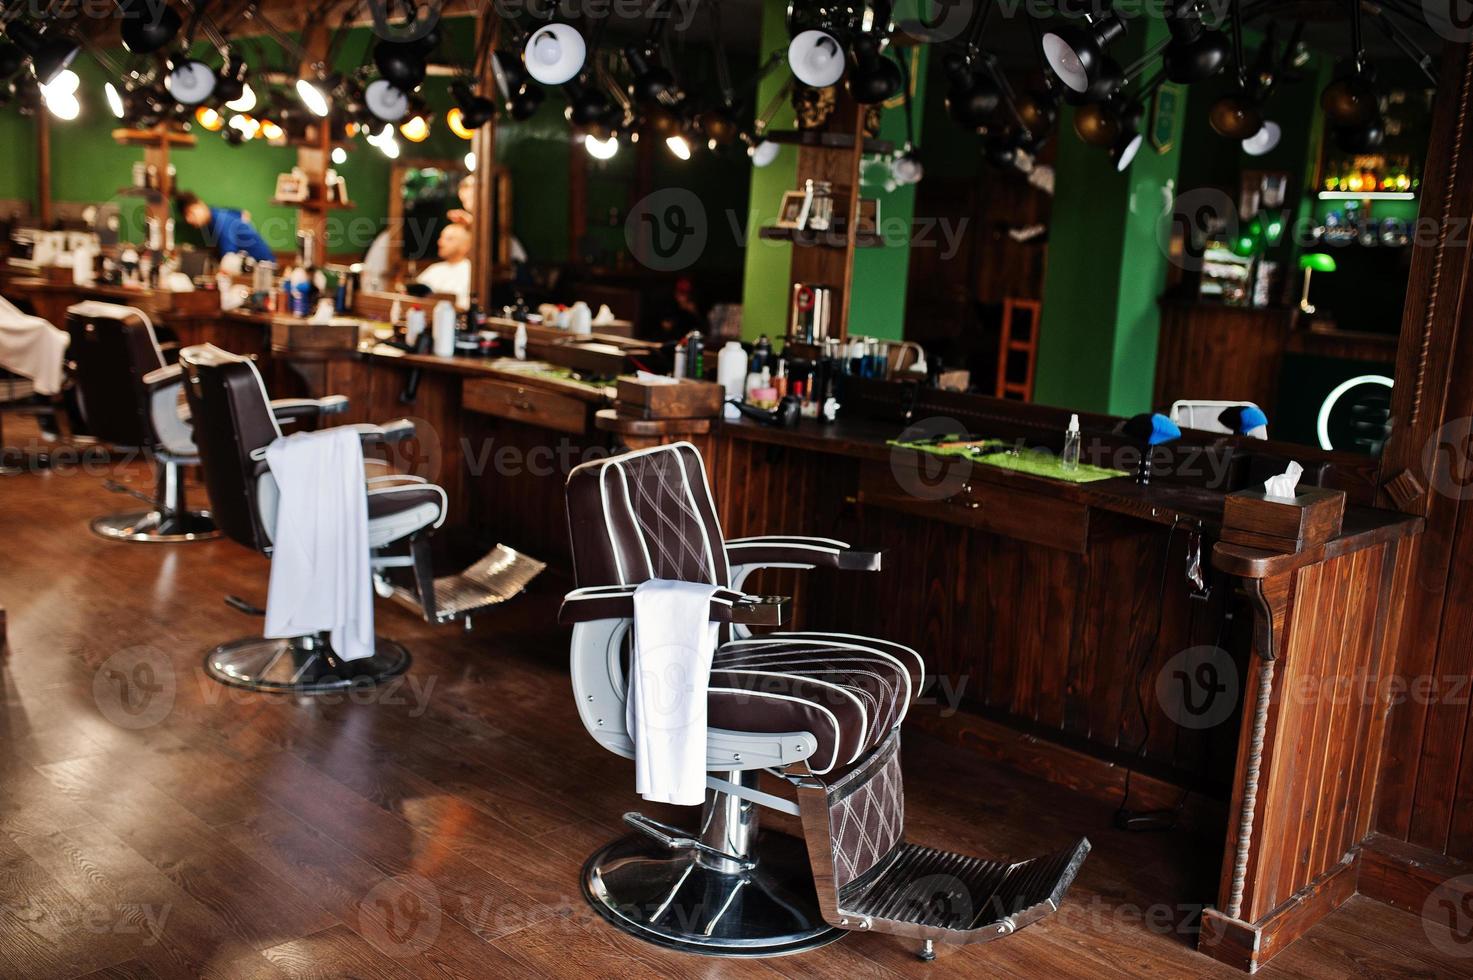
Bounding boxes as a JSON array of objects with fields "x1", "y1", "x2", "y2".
[
  {"x1": 462, "y1": 377, "x2": 589, "y2": 435},
  {"x1": 858, "y1": 461, "x2": 1089, "y2": 554}
]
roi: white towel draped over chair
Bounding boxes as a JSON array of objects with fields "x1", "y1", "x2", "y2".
[
  {"x1": 263, "y1": 426, "x2": 376, "y2": 662},
  {"x1": 0, "y1": 294, "x2": 67, "y2": 396}
]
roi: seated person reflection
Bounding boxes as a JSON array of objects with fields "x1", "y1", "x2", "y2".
[
  {"x1": 416, "y1": 223, "x2": 473, "y2": 310},
  {"x1": 175, "y1": 191, "x2": 275, "y2": 263}
]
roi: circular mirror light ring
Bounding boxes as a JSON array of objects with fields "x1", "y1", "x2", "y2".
[
  {"x1": 365, "y1": 78, "x2": 410, "y2": 122},
  {"x1": 788, "y1": 30, "x2": 845, "y2": 88},
  {"x1": 165, "y1": 60, "x2": 216, "y2": 106},
  {"x1": 524, "y1": 23, "x2": 586, "y2": 86},
  {"x1": 1317, "y1": 375, "x2": 1393, "y2": 451}
]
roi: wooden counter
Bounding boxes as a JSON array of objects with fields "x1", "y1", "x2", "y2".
[{"x1": 5, "y1": 277, "x2": 1416, "y2": 970}]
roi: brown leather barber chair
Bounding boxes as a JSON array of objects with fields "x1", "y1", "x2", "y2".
[
  {"x1": 179, "y1": 343, "x2": 544, "y2": 693},
  {"x1": 65, "y1": 301, "x2": 218, "y2": 541},
  {"x1": 561, "y1": 442, "x2": 1089, "y2": 958}
]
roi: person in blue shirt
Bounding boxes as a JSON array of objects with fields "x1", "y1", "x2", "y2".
[{"x1": 175, "y1": 191, "x2": 276, "y2": 263}]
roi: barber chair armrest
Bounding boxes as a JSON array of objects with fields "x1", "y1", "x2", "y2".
[
  {"x1": 141, "y1": 363, "x2": 184, "y2": 393},
  {"x1": 270, "y1": 395, "x2": 350, "y2": 426},
  {"x1": 725, "y1": 536, "x2": 882, "y2": 572},
  {"x1": 559, "y1": 585, "x2": 790, "y2": 627},
  {"x1": 352, "y1": 418, "x2": 417, "y2": 446}
]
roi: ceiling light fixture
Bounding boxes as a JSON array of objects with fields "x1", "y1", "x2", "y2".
[
  {"x1": 524, "y1": 22, "x2": 586, "y2": 86},
  {"x1": 1042, "y1": 10, "x2": 1126, "y2": 94},
  {"x1": 585, "y1": 132, "x2": 619, "y2": 159}
]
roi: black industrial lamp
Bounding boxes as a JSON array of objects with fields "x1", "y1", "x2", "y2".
[
  {"x1": 1161, "y1": 0, "x2": 1228, "y2": 84},
  {"x1": 1041, "y1": 8, "x2": 1126, "y2": 96},
  {"x1": 448, "y1": 82, "x2": 495, "y2": 137},
  {"x1": 375, "y1": 40, "x2": 428, "y2": 91},
  {"x1": 625, "y1": 44, "x2": 674, "y2": 103},
  {"x1": 7, "y1": 22, "x2": 79, "y2": 86},
  {"x1": 214, "y1": 52, "x2": 248, "y2": 106},
  {"x1": 847, "y1": 0, "x2": 901, "y2": 105},
  {"x1": 1108, "y1": 99, "x2": 1145, "y2": 171},
  {"x1": 493, "y1": 49, "x2": 544, "y2": 121},
  {"x1": 944, "y1": 49, "x2": 999, "y2": 128},
  {"x1": 1320, "y1": 0, "x2": 1377, "y2": 127},
  {"x1": 117, "y1": 0, "x2": 181, "y2": 56}
]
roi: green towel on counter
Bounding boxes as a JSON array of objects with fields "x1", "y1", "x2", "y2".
[{"x1": 887, "y1": 438, "x2": 1128, "y2": 484}]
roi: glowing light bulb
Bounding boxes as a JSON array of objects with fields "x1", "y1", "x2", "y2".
[
  {"x1": 665, "y1": 135, "x2": 691, "y2": 160},
  {"x1": 226, "y1": 83, "x2": 255, "y2": 113},
  {"x1": 105, "y1": 82, "x2": 125, "y2": 119},
  {"x1": 399, "y1": 114, "x2": 430, "y2": 142},
  {"x1": 464, "y1": 150, "x2": 477, "y2": 172},
  {"x1": 534, "y1": 35, "x2": 561, "y2": 66},
  {"x1": 195, "y1": 106, "x2": 223, "y2": 131},
  {"x1": 585, "y1": 133, "x2": 619, "y2": 160},
  {"x1": 331, "y1": 146, "x2": 347, "y2": 165},
  {"x1": 296, "y1": 78, "x2": 329, "y2": 117}
]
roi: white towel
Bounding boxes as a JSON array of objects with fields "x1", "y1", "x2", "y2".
[
  {"x1": 263, "y1": 427, "x2": 375, "y2": 662},
  {"x1": 627, "y1": 579, "x2": 721, "y2": 806},
  {"x1": 0, "y1": 295, "x2": 68, "y2": 395}
]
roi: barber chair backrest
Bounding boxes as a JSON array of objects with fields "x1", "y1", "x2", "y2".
[
  {"x1": 565, "y1": 442, "x2": 730, "y2": 589},
  {"x1": 64, "y1": 302, "x2": 166, "y2": 449},
  {"x1": 178, "y1": 344, "x2": 282, "y2": 553}
]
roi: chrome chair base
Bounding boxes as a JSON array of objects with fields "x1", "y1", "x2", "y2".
[
  {"x1": 203, "y1": 634, "x2": 411, "y2": 693},
  {"x1": 582, "y1": 829, "x2": 845, "y2": 957},
  {"x1": 90, "y1": 508, "x2": 220, "y2": 543}
]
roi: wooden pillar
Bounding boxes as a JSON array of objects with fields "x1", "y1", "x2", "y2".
[
  {"x1": 293, "y1": 14, "x2": 334, "y2": 264},
  {"x1": 471, "y1": 6, "x2": 501, "y2": 296},
  {"x1": 35, "y1": 112, "x2": 51, "y2": 227}
]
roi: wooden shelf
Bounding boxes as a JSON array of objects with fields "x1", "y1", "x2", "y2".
[
  {"x1": 115, "y1": 187, "x2": 165, "y2": 201},
  {"x1": 758, "y1": 225, "x2": 883, "y2": 249},
  {"x1": 765, "y1": 129, "x2": 894, "y2": 155},
  {"x1": 272, "y1": 197, "x2": 354, "y2": 212},
  {"x1": 112, "y1": 128, "x2": 196, "y2": 148}
]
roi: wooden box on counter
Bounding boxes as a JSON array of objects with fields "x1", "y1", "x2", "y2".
[
  {"x1": 615, "y1": 377, "x2": 724, "y2": 420},
  {"x1": 270, "y1": 317, "x2": 361, "y2": 352},
  {"x1": 1221, "y1": 487, "x2": 1346, "y2": 552}
]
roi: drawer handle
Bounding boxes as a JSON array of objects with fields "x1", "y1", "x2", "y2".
[{"x1": 511, "y1": 399, "x2": 535, "y2": 411}]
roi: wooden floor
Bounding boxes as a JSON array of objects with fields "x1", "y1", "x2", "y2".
[{"x1": 1, "y1": 432, "x2": 1467, "y2": 978}]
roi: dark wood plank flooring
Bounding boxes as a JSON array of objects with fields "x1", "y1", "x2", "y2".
[{"x1": 0, "y1": 433, "x2": 1465, "y2": 978}]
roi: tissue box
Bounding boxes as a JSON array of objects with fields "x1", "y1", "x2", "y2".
[
  {"x1": 616, "y1": 377, "x2": 724, "y2": 420},
  {"x1": 1221, "y1": 487, "x2": 1345, "y2": 552}
]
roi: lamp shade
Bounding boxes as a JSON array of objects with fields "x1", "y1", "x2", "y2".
[
  {"x1": 165, "y1": 59, "x2": 216, "y2": 106},
  {"x1": 365, "y1": 78, "x2": 410, "y2": 122},
  {"x1": 524, "y1": 23, "x2": 586, "y2": 86},
  {"x1": 1300, "y1": 253, "x2": 1337, "y2": 273},
  {"x1": 119, "y1": 0, "x2": 181, "y2": 55},
  {"x1": 1208, "y1": 93, "x2": 1263, "y2": 140},
  {"x1": 1042, "y1": 15, "x2": 1126, "y2": 94},
  {"x1": 788, "y1": 30, "x2": 845, "y2": 88},
  {"x1": 375, "y1": 41, "x2": 427, "y2": 90}
]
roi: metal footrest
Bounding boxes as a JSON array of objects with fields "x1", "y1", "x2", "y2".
[
  {"x1": 392, "y1": 543, "x2": 545, "y2": 624},
  {"x1": 837, "y1": 838, "x2": 1090, "y2": 942},
  {"x1": 795, "y1": 731, "x2": 1089, "y2": 947}
]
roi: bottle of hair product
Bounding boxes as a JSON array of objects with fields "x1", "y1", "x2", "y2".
[
  {"x1": 1062, "y1": 413, "x2": 1081, "y2": 471},
  {"x1": 432, "y1": 300, "x2": 457, "y2": 357}
]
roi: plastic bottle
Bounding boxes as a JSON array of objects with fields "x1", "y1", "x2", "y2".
[
  {"x1": 405, "y1": 305, "x2": 426, "y2": 348},
  {"x1": 717, "y1": 340, "x2": 746, "y2": 419},
  {"x1": 513, "y1": 321, "x2": 528, "y2": 360},
  {"x1": 432, "y1": 300, "x2": 457, "y2": 357},
  {"x1": 1062, "y1": 413, "x2": 1081, "y2": 471}
]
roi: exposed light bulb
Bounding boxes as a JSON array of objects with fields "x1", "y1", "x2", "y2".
[
  {"x1": 399, "y1": 114, "x2": 430, "y2": 142},
  {"x1": 40, "y1": 69, "x2": 79, "y2": 101},
  {"x1": 533, "y1": 34, "x2": 561, "y2": 67},
  {"x1": 259, "y1": 119, "x2": 284, "y2": 141},
  {"x1": 45, "y1": 91, "x2": 80, "y2": 120},
  {"x1": 585, "y1": 133, "x2": 619, "y2": 160},
  {"x1": 331, "y1": 145, "x2": 347, "y2": 165},
  {"x1": 296, "y1": 77, "x2": 330, "y2": 117},
  {"x1": 446, "y1": 106, "x2": 473, "y2": 140},
  {"x1": 226, "y1": 83, "x2": 255, "y2": 113},
  {"x1": 665, "y1": 134, "x2": 691, "y2": 160},
  {"x1": 104, "y1": 82, "x2": 125, "y2": 119},
  {"x1": 195, "y1": 106, "x2": 223, "y2": 131},
  {"x1": 464, "y1": 150, "x2": 477, "y2": 172}
]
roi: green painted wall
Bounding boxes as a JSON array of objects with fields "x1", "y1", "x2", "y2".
[
  {"x1": 0, "y1": 109, "x2": 37, "y2": 211},
  {"x1": 849, "y1": 42, "x2": 927, "y2": 342},
  {"x1": 739, "y1": 0, "x2": 799, "y2": 340},
  {"x1": 739, "y1": 0, "x2": 927, "y2": 342},
  {"x1": 1034, "y1": 17, "x2": 1184, "y2": 416}
]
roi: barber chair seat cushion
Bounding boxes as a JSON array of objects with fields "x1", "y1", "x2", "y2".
[
  {"x1": 257, "y1": 473, "x2": 445, "y2": 551},
  {"x1": 708, "y1": 634, "x2": 924, "y2": 776}
]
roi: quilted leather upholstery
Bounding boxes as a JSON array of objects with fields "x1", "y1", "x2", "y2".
[
  {"x1": 707, "y1": 635, "x2": 921, "y2": 775},
  {"x1": 826, "y1": 733, "x2": 906, "y2": 891}
]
